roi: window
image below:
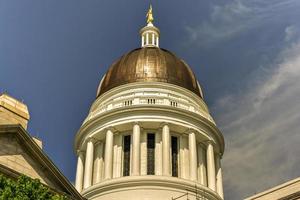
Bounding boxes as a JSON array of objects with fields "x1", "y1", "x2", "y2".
[
  {"x1": 171, "y1": 136, "x2": 178, "y2": 177},
  {"x1": 123, "y1": 135, "x2": 131, "y2": 176},
  {"x1": 147, "y1": 99, "x2": 156, "y2": 104},
  {"x1": 170, "y1": 101, "x2": 178, "y2": 107},
  {"x1": 147, "y1": 133, "x2": 155, "y2": 175},
  {"x1": 124, "y1": 100, "x2": 132, "y2": 106}
]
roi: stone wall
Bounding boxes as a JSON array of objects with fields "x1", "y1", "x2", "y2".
[
  {"x1": 0, "y1": 107, "x2": 28, "y2": 130},
  {"x1": 0, "y1": 133, "x2": 54, "y2": 188},
  {"x1": 0, "y1": 94, "x2": 30, "y2": 130}
]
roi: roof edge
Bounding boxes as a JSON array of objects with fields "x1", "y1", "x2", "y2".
[{"x1": 0, "y1": 124, "x2": 85, "y2": 200}]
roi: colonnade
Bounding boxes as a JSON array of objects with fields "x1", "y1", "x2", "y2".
[{"x1": 75, "y1": 123, "x2": 223, "y2": 199}]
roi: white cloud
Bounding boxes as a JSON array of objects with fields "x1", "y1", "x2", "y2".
[
  {"x1": 185, "y1": 0, "x2": 297, "y2": 47},
  {"x1": 285, "y1": 25, "x2": 298, "y2": 42},
  {"x1": 211, "y1": 0, "x2": 251, "y2": 23},
  {"x1": 213, "y1": 40, "x2": 300, "y2": 199},
  {"x1": 186, "y1": 0, "x2": 253, "y2": 46}
]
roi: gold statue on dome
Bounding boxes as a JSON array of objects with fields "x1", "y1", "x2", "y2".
[{"x1": 146, "y1": 5, "x2": 154, "y2": 24}]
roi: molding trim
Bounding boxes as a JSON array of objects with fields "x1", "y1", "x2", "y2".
[{"x1": 82, "y1": 176, "x2": 222, "y2": 200}]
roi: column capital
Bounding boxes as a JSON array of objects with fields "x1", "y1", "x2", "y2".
[
  {"x1": 86, "y1": 137, "x2": 97, "y2": 143},
  {"x1": 132, "y1": 121, "x2": 144, "y2": 131},
  {"x1": 205, "y1": 140, "x2": 215, "y2": 146},
  {"x1": 132, "y1": 121, "x2": 140, "y2": 126},
  {"x1": 104, "y1": 126, "x2": 118, "y2": 133},
  {"x1": 159, "y1": 122, "x2": 169, "y2": 128},
  {"x1": 76, "y1": 149, "x2": 85, "y2": 156},
  {"x1": 184, "y1": 127, "x2": 197, "y2": 134}
]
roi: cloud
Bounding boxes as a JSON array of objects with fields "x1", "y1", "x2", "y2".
[
  {"x1": 285, "y1": 25, "x2": 298, "y2": 42},
  {"x1": 185, "y1": 0, "x2": 296, "y2": 47},
  {"x1": 186, "y1": 0, "x2": 252, "y2": 46},
  {"x1": 213, "y1": 38, "x2": 300, "y2": 199}
]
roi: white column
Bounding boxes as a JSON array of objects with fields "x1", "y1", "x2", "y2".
[
  {"x1": 93, "y1": 141, "x2": 104, "y2": 184},
  {"x1": 189, "y1": 132, "x2": 197, "y2": 181},
  {"x1": 130, "y1": 135, "x2": 133, "y2": 175},
  {"x1": 141, "y1": 35, "x2": 145, "y2": 47},
  {"x1": 75, "y1": 150, "x2": 84, "y2": 192},
  {"x1": 155, "y1": 131, "x2": 162, "y2": 175},
  {"x1": 197, "y1": 143, "x2": 207, "y2": 186},
  {"x1": 156, "y1": 36, "x2": 159, "y2": 47},
  {"x1": 162, "y1": 124, "x2": 170, "y2": 176},
  {"x1": 83, "y1": 138, "x2": 94, "y2": 189},
  {"x1": 207, "y1": 141, "x2": 216, "y2": 191},
  {"x1": 216, "y1": 154, "x2": 224, "y2": 199},
  {"x1": 140, "y1": 131, "x2": 147, "y2": 175},
  {"x1": 132, "y1": 123, "x2": 141, "y2": 175},
  {"x1": 146, "y1": 33, "x2": 149, "y2": 45},
  {"x1": 104, "y1": 129, "x2": 114, "y2": 179},
  {"x1": 113, "y1": 134, "x2": 122, "y2": 178},
  {"x1": 179, "y1": 135, "x2": 189, "y2": 179}
]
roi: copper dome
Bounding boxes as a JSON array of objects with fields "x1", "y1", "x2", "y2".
[{"x1": 97, "y1": 47, "x2": 202, "y2": 97}]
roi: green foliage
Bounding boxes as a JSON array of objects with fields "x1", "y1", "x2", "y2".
[{"x1": 0, "y1": 174, "x2": 67, "y2": 200}]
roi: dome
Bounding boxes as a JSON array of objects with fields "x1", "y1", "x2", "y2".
[
  {"x1": 97, "y1": 47, "x2": 202, "y2": 97},
  {"x1": 75, "y1": 7, "x2": 224, "y2": 200}
]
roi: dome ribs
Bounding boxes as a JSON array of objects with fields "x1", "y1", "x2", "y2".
[{"x1": 97, "y1": 48, "x2": 202, "y2": 98}]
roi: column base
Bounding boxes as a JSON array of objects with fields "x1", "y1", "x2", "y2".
[{"x1": 82, "y1": 176, "x2": 221, "y2": 200}]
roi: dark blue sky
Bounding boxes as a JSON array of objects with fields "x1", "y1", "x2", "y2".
[{"x1": 1, "y1": 1, "x2": 300, "y2": 199}]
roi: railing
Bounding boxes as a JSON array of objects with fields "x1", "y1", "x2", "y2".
[
  {"x1": 171, "y1": 185, "x2": 209, "y2": 200},
  {"x1": 83, "y1": 94, "x2": 215, "y2": 125}
]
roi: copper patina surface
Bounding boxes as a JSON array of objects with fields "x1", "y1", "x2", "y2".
[{"x1": 98, "y1": 47, "x2": 201, "y2": 97}]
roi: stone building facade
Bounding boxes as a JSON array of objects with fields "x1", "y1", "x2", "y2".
[
  {"x1": 245, "y1": 178, "x2": 300, "y2": 200},
  {"x1": 0, "y1": 93, "x2": 84, "y2": 200}
]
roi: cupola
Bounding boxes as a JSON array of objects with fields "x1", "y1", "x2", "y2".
[{"x1": 140, "y1": 5, "x2": 160, "y2": 48}]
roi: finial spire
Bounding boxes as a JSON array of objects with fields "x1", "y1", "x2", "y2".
[
  {"x1": 140, "y1": 5, "x2": 160, "y2": 48},
  {"x1": 146, "y1": 4, "x2": 154, "y2": 25}
]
